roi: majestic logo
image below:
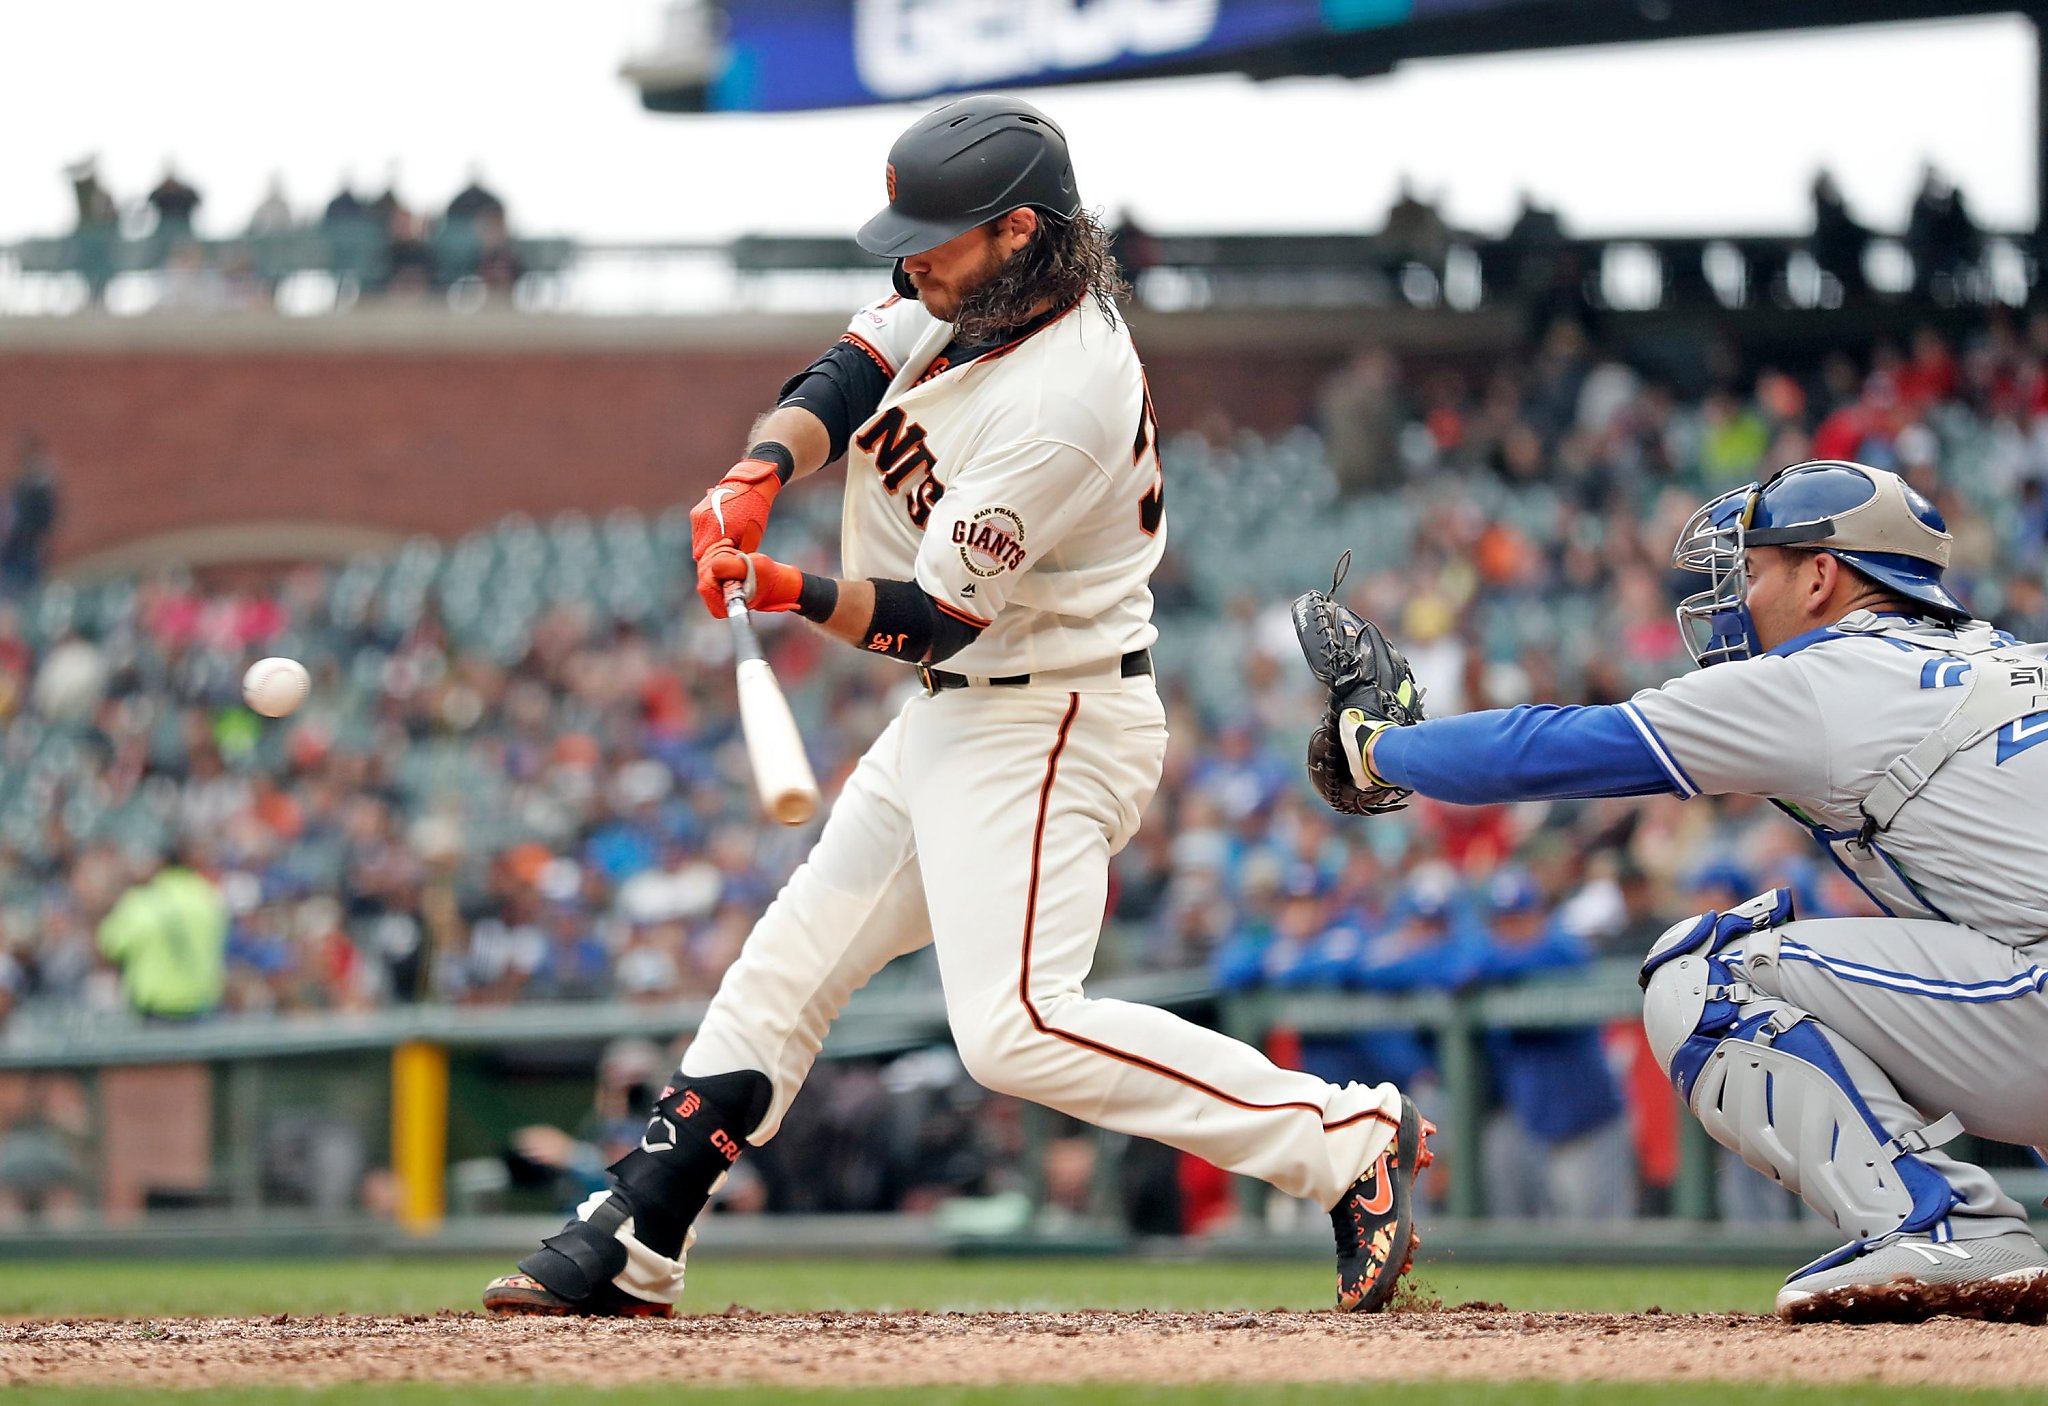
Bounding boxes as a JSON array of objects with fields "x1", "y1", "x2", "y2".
[
  {"x1": 954, "y1": 505, "x2": 1026, "y2": 578},
  {"x1": 886, "y1": 162, "x2": 897, "y2": 202}
]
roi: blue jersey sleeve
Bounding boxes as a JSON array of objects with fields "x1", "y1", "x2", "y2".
[{"x1": 1369, "y1": 704, "x2": 1680, "y2": 806}]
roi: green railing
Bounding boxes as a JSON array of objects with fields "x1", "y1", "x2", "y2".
[
  {"x1": 1218, "y1": 958, "x2": 1722, "y2": 1221},
  {"x1": 0, "y1": 970, "x2": 1214, "y2": 1234},
  {"x1": 0, "y1": 963, "x2": 1674, "y2": 1236}
]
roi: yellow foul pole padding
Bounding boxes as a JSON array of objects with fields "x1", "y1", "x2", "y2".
[{"x1": 392, "y1": 1040, "x2": 449, "y2": 1233}]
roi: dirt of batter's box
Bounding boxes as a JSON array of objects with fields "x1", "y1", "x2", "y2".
[{"x1": 6, "y1": 1309, "x2": 2048, "y2": 1390}]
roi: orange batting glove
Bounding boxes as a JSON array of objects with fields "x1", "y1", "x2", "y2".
[
  {"x1": 697, "y1": 545, "x2": 804, "y2": 619},
  {"x1": 689, "y1": 454, "x2": 785, "y2": 561}
]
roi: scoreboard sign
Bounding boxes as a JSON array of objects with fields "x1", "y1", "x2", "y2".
[{"x1": 688, "y1": 0, "x2": 1547, "y2": 112}]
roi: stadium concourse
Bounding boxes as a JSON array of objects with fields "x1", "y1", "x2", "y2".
[{"x1": 0, "y1": 307, "x2": 2046, "y2": 1233}]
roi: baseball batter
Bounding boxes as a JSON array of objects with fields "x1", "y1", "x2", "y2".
[
  {"x1": 1295, "y1": 459, "x2": 2048, "y2": 1322},
  {"x1": 484, "y1": 95, "x2": 1428, "y2": 1320}
]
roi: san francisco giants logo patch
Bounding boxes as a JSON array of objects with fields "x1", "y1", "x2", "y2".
[
  {"x1": 954, "y1": 506, "x2": 1026, "y2": 578},
  {"x1": 886, "y1": 163, "x2": 898, "y2": 201}
]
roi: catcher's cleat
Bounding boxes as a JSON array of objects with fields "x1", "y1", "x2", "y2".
[
  {"x1": 482, "y1": 1271, "x2": 673, "y2": 1319},
  {"x1": 1776, "y1": 1229, "x2": 2048, "y2": 1324},
  {"x1": 1332, "y1": 1095, "x2": 1434, "y2": 1313}
]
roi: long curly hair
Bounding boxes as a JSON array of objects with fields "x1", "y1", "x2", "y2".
[{"x1": 950, "y1": 207, "x2": 1130, "y2": 344}]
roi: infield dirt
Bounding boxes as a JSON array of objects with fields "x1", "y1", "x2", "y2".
[{"x1": 5, "y1": 1309, "x2": 2048, "y2": 1390}]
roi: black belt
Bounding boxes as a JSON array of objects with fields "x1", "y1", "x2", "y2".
[{"x1": 919, "y1": 649, "x2": 1151, "y2": 695}]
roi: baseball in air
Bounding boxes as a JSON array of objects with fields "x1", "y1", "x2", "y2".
[{"x1": 242, "y1": 657, "x2": 310, "y2": 718}]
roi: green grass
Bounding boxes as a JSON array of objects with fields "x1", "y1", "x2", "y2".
[
  {"x1": 6, "y1": 1386, "x2": 2047, "y2": 1406},
  {"x1": 0, "y1": 1256, "x2": 1781, "y2": 1318}
]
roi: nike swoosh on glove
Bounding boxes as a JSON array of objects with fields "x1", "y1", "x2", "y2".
[{"x1": 690, "y1": 456, "x2": 783, "y2": 560}]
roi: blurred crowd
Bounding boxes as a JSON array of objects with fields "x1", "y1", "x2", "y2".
[
  {"x1": 1360, "y1": 163, "x2": 2000, "y2": 310},
  {"x1": 55, "y1": 156, "x2": 529, "y2": 309},
  {"x1": 3, "y1": 297, "x2": 2047, "y2": 1227},
  {"x1": 23, "y1": 158, "x2": 2024, "y2": 322}
]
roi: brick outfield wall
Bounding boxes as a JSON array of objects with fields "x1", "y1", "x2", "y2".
[{"x1": 0, "y1": 340, "x2": 1351, "y2": 565}]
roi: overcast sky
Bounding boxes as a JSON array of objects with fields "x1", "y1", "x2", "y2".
[{"x1": 0, "y1": 4, "x2": 2034, "y2": 245}]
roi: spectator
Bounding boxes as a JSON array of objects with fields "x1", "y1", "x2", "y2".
[
  {"x1": 1695, "y1": 386, "x2": 1769, "y2": 486},
  {"x1": 1355, "y1": 865, "x2": 1476, "y2": 994},
  {"x1": 532, "y1": 897, "x2": 610, "y2": 1001},
  {"x1": 156, "y1": 240, "x2": 236, "y2": 313},
  {"x1": 1319, "y1": 346, "x2": 1405, "y2": 495},
  {"x1": 367, "y1": 168, "x2": 405, "y2": 235},
  {"x1": 146, "y1": 163, "x2": 202, "y2": 243},
  {"x1": 95, "y1": 844, "x2": 229, "y2": 1020},
  {"x1": 384, "y1": 207, "x2": 436, "y2": 298},
  {"x1": 247, "y1": 175, "x2": 294, "y2": 236},
  {"x1": 501, "y1": 1038, "x2": 766, "y2": 1215},
  {"x1": 1108, "y1": 208, "x2": 1160, "y2": 280},
  {"x1": 1377, "y1": 177, "x2": 1451, "y2": 278},
  {"x1": 475, "y1": 210, "x2": 525, "y2": 298},
  {"x1": 1, "y1": 433, "x2": 59, "y2": 593},
  {"x1": 1808, "y1": 170, "x2": 1868, "y2": 301},
  {"x1": 1497, "y1": 190, "x2": 1566, "y2": 299},
  {"x1": 1472, "y1": 868, "x2": 1632, "y2": 1221},
  {"x1": 1905, "y1": 164, "x2": 1980, "y2": 298},
  {"x1": 446, "y1": 168, "x2": 507, "y2": 227},
  {"x1": 322, "y1": 175, "x2": 367, "y2": 227},
  {"x1": 0, "y1": 947, "x2": 19, "y2": 1031},
  {"x1": 66, "y1": 156, "x2": 116, "y2": 232},
  {"x1": 0, "y1": 1077, "x2": 89, "y2": 1225},
  {"x1": 322, "y1": 174, "x2": 382, "y2": 290},
  {"x1": 65, "y1": 156, "x2": 118, "y2": 307}
]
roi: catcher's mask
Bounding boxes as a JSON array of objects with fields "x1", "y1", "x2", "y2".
[{"x1": 1672, "y1": 459, "x2": 1966, "y2": 667}]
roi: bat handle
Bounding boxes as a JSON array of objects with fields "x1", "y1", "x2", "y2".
[{"x1": 724, "y1": 581, "x2": 763, "y2": 663}]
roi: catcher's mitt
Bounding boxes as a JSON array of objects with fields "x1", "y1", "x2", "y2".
[{"x1": 1293, "y1": 550, "x2": 1425, "y2": 816}]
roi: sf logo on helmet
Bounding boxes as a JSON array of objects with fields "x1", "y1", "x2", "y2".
[{"x1": 886, "y1": 163, "x2": 897, "y2": 201}]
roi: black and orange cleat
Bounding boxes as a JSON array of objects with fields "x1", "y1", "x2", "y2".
[
  {"x1": 482, "y1": 1272, "x2": 673, "y2": 1319},
  {"x1": 1332, "y1": 1096, "x2": 1435, "y2": 1313}
]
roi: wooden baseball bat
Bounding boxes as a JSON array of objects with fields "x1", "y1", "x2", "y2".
[{"x1": 724, "y1": 582, "x2": 821, "y2": 826}]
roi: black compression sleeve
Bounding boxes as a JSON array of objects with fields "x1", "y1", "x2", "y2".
[
  {"x1": 776, "y1": 337, "x2": 893, "y2": 462},
  {"x1": 860, "y1": 578, "x2": 984, "y2": 664}
]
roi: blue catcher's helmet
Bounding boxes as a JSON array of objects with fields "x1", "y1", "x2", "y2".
[{"x1": 1672, "y1": 460, "x2": 1969, "y2": 666}]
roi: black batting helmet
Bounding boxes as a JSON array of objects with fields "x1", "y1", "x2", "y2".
[{"x1": 855, "y1": 95, "x2": 1081, "y2": 260}]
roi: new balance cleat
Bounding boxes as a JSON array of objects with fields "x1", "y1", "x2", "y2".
[
  {"x1": 482, "y1": 1271, "x2": 673, "y2": 1319},
  {"x1": 1332, "y1": 1095, "x2": 1434, "y2": 1313},
  {"x1": 1777, "y1": 1229, "x2": 2048, "y2": 1324}
]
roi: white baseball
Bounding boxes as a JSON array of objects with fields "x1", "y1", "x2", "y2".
[{"x1": 242, "y1": 656, "x2": 310, "y2": 718}]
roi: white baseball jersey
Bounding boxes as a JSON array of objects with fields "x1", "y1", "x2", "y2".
[
  {"x1": 567, "y1": 287, "x2": 1403, "y2": 1308},
  {"x1": 1623, "y1": 611, "x2": 2048, "y2": 943},
  {"x1": 836, "y1": 292, "x2": 1164, "y2": 678}
]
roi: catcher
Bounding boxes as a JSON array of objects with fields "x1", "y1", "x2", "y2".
[{"x1": 1296, "y1": 461, "x2": 2048, "y2": 1323}]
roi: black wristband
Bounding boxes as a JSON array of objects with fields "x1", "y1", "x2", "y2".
[
  {"x1": 796, "y1": 573, "x2": 839, "y2": 624},
  {"x1": 747, "y1": 441, "x2": 797, "y2": 485}
]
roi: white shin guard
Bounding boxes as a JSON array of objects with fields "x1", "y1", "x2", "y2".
[
  {"x1": 1684, "y1": 1018, "x2": 1962, "y2": 1241},
  {"x1": 1641, "y1": 893, "x2": 1962, "y2": 1244}
]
